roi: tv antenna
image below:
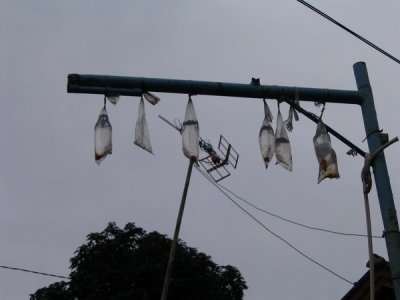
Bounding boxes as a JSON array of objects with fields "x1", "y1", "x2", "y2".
[{"x1": 159, "y1": 115, "x2": 239, "y2": 182}]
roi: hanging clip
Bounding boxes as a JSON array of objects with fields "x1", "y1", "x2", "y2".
[
  {"x1": 346, "y1": 148, "x2": 358, "y2": 157},
  {"x1": 174, "y1": 118, "x2": 183, "y2": 132},
  {"x1": 362, "y1": 129, "x2": 383, "y2": 143},
  {"x1": 361, "y1": 136, "x2": 399, "y2": 194}
]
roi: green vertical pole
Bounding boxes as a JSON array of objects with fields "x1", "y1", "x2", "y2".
[{"x1": 354, "y1": 62, "x2": 400, "y2": 299}]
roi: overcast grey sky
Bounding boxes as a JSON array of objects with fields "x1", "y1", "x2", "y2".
[{"x1": 1, "y1": 1, "x2": 400, "y2": 299}]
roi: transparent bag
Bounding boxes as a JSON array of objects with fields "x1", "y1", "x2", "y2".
[
  {"x1": 259, "y1": 100, "x2": 275, "y2": 169},
  {"x1": 313, "y1": 119, "x2": 340, "y2": 183},
  {"x1": 94, "y1": 106, "x2": 112, "y2": 164},
  {"x1": 275, "y1": 109, "x2": 292, "y2": 171},
  {"x1": 285, "y1": 89, "x2": 299, "y2": 132},
  {"x1": 143, "y1": 92, "x2": 160, "y2": 105},
  {"x1": 182, "y1": 97, "x2": 199, "y2": 162},
  {"x1": 106, "y1": 94, "x2": 120, "y2": 105},
  {"x1": 134, "y1": 97, "x2": 153, "y2": 154}
]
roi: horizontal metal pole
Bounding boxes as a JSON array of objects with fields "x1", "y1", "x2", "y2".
[
  {"x1": 67, "y1": 85, "x2": 143, "y2": 97},
  {"x1": 67, "y1": 74, "x2": 363, "y2": 105}
]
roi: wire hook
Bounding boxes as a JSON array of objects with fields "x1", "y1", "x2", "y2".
[{"x1": 319, "y1": 102, "x2": 326, "y2": 119}]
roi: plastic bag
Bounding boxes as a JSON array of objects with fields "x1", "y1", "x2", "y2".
[
  {"x1": 182, "y1": 97, "x2": 199, "y2": 162},
  {"x1": 285, "y1": 89, "x2": 299, "y2": 132},
  {"x1": 259, "y1": 100, "x2": 275, "y2": 169},
  {"x1": 94, "y1": 106, "x2": 112, "y2": 164},
  {"x1": 134, "y1": 97, "x2": 153, "y2": 154},
  {"x1": 275, "y1": 109, "x2": 292, "y2": 171},
  {"x1": 106, "y1": 94, "x2": 120, "y2": 105},
  {"x1": 313, "y1": 119, "x2": 340, "y2": 183},
  {"x1": 143, "y1": 92, "x2": 160, "y2": 105}
]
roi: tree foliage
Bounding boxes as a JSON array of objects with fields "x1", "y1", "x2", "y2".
[{"x1": 31, "y1": 222, "x2": 247, "y2": 300}]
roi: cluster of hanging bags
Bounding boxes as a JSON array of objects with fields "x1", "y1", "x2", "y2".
[
  {"x1": 259, "y1": 98, "x2": 339, "y2": 183},
  {"x1": 94, "y1": 90, "x2": 339, "y2": 184},
  {"x1": 94, "y1": 92, "x2": 160, "y2": 164},
  {"x1": 259, "y1": 100, "x2": 293, "y2": 171},
  {"x1": 94, "y1": 93, "x2": 201, "y2": 165}
]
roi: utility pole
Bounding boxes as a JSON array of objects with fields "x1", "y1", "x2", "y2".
[
  {"x1": 160, "y1": 160, "x2": 194, "y2": 300},
  {"x1": 67, "y1": 61, "x2": 400, "y2": 300}
]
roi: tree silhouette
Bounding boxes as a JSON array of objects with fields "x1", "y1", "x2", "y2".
[{"x1": 31, "y1": 222, "x2": 247, "y2": 300}]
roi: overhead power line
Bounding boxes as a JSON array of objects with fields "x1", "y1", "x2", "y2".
[
  {"x1": 0, "y1": 265, "x2": 70, "y2": 280},
  {"x1": 217, "y1": 183, "x2": 382, "y2": 239},
  {"x1": 1, "y1": 173, "x2": 356, "y2": 286},
  {"x1": 297, "y1": 0, "x2": 400, "y2": 65},
  {"x1": 195, "y1": 166, "x2": 354, "y2": 286}
]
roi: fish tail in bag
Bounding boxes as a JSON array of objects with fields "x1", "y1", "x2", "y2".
[
  {"x1": 94, "y1": 106, "x2": 112, "y2": 164},
  {"x1": 313, "y1": 120, "x2": 340, "y2": 183},
  {"x1": 259, "y1": 100, "x2": 275, "y2": 169}
]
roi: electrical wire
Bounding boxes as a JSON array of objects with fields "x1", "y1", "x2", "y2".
[
  {"x1": 0, "y1": 172, "x2": 357, "y2": 286},
  {"x1": 297, "y1": 0, "x2": 400, "y2": 65},
  {"x1": 217, "y1": 182, "x2": 382, "y2": 239},
  {"x1": 0, "y1": 265, "x2": 70, "y2": 280},
  {"x1": 195, "y1": 165, "x2": 354, "y2": 285}
]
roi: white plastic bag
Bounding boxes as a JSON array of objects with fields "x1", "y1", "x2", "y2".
[
  {"x1": 275, "y1": 109, "x2": 292, "y2": 171},
  {"x1": 134, "y1": 97, "x2": 153, "y2": 154},
  {"x1": 259, "y1": 100, "x2": 275, "y2": 169},
  {"x1": 313, "y1": 119, "x2": 340, "y2": 183},
  {"x1": 182, "y1": 97, "x2": 199, "y2": 162},
  {"x1": 94, "y1": 106, "x2": 112, "y2": 164}
]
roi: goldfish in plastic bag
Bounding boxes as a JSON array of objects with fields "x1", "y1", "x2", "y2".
[
  {"x1": 259, "y1": 100, "x2": 275, "y2": 169},
  {"x1": 275, "y1": 109, "x2": 292, "y2": 171},
  {"x1": 313, "y1": 119, "x2": 340, "y2": 183},
  {"x1": 94, "y1": 106, "x2": 112, "y2": 164}
]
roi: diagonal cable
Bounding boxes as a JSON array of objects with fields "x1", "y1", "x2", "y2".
[
  {"x1": 217, "y1": 182, "x2": 382, "y2": 239},
  {"x1": 195, "y1": 165, "x2": 354, "y2": 286},
  {"x1": 297, "y1": 0, "x2": 400, "y2": 64},
  {"x1": 0, "y1": 265, "x2": 70, "y2": 280}
]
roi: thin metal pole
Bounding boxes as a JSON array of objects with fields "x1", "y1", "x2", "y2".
[
  {"x1": 160, "y1": 160, "x2": 194, "y2": 300},
  {"x1": 354, "y1": 62, "x2": 400, "y2": 300},
  {"x1": 362, "y1": 153, "x2": 375, "y2": 300},
  {"x1": 364, "y1": 192, "x2": 375, "y2": 300}
]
